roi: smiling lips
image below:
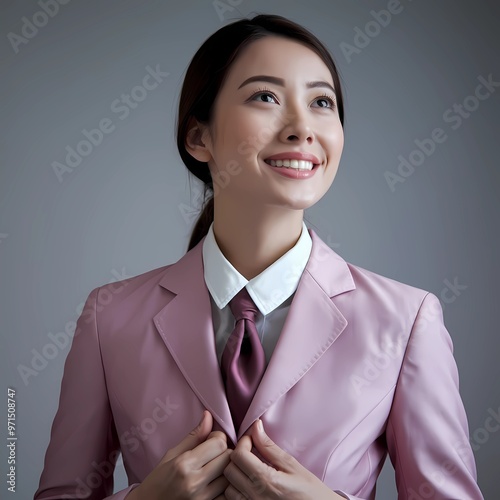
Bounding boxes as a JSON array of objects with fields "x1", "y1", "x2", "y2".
[
  {"x1": 265, "y1": 159, "x2": 315, "y2": 170},
  {"x1": 264, "y1": 152, "x2": 321, "y2": 171}
]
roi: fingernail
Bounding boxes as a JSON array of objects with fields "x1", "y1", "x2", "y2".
[{"x1": 257, "y1": 419, "x2": 264, "y2": 433}]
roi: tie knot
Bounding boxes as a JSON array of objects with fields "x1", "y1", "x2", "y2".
[{"x1": 229, "y1": 287, "x2": 258, "y2": 322}]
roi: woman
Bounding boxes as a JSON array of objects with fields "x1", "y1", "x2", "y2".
[{"x1": 34, "y1": 14, "x2": 483, "y2": 500}]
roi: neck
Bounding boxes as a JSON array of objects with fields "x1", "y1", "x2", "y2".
[{"x1": 212, "y1": 197, "x2": 304, "y2": 280}]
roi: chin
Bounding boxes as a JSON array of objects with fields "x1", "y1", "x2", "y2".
[{"x1": 284, "y1": 197, "x2": 321, "y2": 210}]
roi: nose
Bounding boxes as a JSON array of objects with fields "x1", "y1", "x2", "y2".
[{"x1": 278, "y1": 103, "x2": 315, "y2": 144}]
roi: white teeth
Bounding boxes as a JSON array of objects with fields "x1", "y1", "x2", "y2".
[{"x1": 267, "y1": 159, "x2": 314, "y2": 170}]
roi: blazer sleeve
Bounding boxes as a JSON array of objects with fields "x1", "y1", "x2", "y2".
[
  {"x1": 330, "y1": 292, "x2": 483, "y2": 500},
  {"x1": 385, "y1": 291, "x2": 483, "y2": 499},
  {"x1": 34, "y1": 286, "x2": 141, "y2": 500}
]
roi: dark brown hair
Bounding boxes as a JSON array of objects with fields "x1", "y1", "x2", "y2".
[{"x1": 176, "y1": 13, "x2": 345, "y2": 252}]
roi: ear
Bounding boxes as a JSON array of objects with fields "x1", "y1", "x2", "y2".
[{"x1": 185, "y1": 116, "x2": 213, "y2": 163}]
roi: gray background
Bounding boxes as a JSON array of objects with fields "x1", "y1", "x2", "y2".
[{"x1": 1, "y1": 0, "x2": 499, "y2": 497}]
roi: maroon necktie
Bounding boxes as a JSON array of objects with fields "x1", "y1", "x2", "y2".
[{"x1": 221, "y1": 287, "x2": 266, "y2": 434}]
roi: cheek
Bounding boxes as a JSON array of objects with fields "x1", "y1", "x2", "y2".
[
  {"x1": 219, "y1": 120, "x2": 249, "y2": 152},
  {"x1": 237, "y1": 110, "x2": 276, "y2": 141},
  {"x1": 219, "y1": 122, "x2": 268, "y2": 165},
  {"x1": 326, "y1": 125, "x2": 344, "y2": 154}
]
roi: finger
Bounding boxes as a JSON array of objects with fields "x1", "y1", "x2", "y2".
[
  {"x1": 213, "y1": 495, "x2": 227, "y2": 500},
  {"x1": 224, "y1": 484, "x2": 249, "y2": 499},
  {"x1": 234, "y1": 435, "x2": 252, "y2": 452},
  {"x1": 203, "y1": 472, "x2": 230, "y2": 499},
  {"x1": 163, "y1": 410, "x2": 213, "y2": 462},
  {"x1": 188, "y1": 432, "x2": 229, "y2": 469},
  {"x1": 230, "y1": 440, "x2": 270, "y2": 480},
  {"x1": 200, "y1": 447, "x2": 232, "y2": 483},
  {"x1": 207, "y1": 430, "x2": 228, "y2": 443},
  {"x1": 225, "y1": 460, "x2": 266, "y2": 497},
  {"x1": 250, "y1": 419, "x2": 296, "y2": 473}
]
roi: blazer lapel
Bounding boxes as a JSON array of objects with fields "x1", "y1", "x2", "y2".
[
  {"x1": 237, "y1": 228, "x2": 356, "y2": 437},
  {"x1": 153, "y1": 228, "x2": 356, "y2": 442},
  {"x1": 153, "y1": 239, "x2": 237, "y2": 442}
]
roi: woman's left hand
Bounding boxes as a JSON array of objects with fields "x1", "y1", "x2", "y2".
[{"x1": 223, "y1": 419, "x2": 344, "y2": 499}]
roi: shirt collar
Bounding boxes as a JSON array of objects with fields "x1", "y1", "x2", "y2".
[{"x1": 202, "y1": 220, "x2": 312, "y2": 315}]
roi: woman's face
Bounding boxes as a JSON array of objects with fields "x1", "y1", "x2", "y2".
[{"x1": 196, "y1": 35, "x2": 344, "y2": 211}]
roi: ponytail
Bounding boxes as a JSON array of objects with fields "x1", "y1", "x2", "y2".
[{"x1": 187, "y1": 187, "x2": 214, "y2": 252}]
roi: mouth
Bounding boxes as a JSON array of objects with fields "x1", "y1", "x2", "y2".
[{"x1": 263, "y1": 159, "x2": 321, "y2": 171}]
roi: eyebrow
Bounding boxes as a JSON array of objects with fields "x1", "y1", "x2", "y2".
[{"x1": 237, "y1": 75, "x2": 336, "y2": 96}]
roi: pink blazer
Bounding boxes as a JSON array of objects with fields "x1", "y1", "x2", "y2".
[{"x1": 34, "y1": 228, "x2": 483, "y2": 499}]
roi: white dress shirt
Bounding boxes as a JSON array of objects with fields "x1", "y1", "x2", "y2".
[
  {"x1": 202, "y1": 220, "x2": 352, "y2": 499},
  {"x1": 202, "y1": 220, "x2": 312, "y2": 367}
]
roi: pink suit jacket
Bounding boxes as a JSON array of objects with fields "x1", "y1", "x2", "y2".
[{"x1": 34, "y1": 228, "x2": 483, "y2": 500}]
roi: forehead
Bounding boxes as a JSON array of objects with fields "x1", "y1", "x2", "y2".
[{"x1": 225, "y1": 35, "x2": 334, "y2": 86}]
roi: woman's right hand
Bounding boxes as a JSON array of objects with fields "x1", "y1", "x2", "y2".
[{"x1": 126, "y1": 410, "x2": 232, "y2": 500}]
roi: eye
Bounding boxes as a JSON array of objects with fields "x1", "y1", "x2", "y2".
[
  {"x1": 249, "y1": 86, "x2": 279, "y2": 104},
  {"x1": 248, "y1": 87, "x2": 336, "y2": 110},
  {"x1": 314, "y1": 94, "x2": 336, "y2": 110}
]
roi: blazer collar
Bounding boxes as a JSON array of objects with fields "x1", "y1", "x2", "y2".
[{"x1": 153, "y1": 228, "x2": 356, "y2": 443}]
